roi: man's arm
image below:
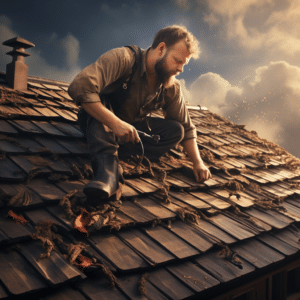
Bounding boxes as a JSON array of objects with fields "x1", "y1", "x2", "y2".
[
  {"x1": 68, "y1": 47, "x2": 134, "y2": 105},
  {"x1": 181, "y1": 138, "x2": 211, "y2": 182},
  {"x1": 163, "y1": 82, "x2": 211, "y2": 182},
  {"x1": 81, "y1": 102, "x2": 139, "y2": 143}
]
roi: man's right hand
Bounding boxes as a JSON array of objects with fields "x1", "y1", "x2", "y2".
[
  {"x1": 112, "y1": 120, "x2": 140, "y2": 143},
  {"x1": 81, "y1": 102, "x2": 140, "y2": 144}
]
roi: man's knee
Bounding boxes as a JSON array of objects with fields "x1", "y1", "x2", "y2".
[
  {"x1": 168, "y1": 120, "x2": 184, "y2": 143},
  {"x1": 86, "y1": 117, "x2": 118, "y2": 156}
]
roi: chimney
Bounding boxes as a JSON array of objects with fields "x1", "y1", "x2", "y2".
[{"x1": 2, "y1": 37, "x2": 35, "y2": 90}]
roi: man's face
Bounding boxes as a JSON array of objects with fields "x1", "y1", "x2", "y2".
[{"x1": 154, "y1": 39, "x2": 191, "y2": 86}]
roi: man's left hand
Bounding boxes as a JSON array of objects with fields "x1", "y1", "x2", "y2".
[{"x1": 193, "y1": 162, "x2": 212, "y2": 183}]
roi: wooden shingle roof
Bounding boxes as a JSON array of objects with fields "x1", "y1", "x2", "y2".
[{"x1": 0, "y1": 72, "x2": 300, "y2": 299}]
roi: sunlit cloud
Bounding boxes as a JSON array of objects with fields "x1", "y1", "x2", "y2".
[
  {"x1": 189, "y1": 72, "x2": 241, "y2": 114},
  {"x1": 204, "y1": 0, "x2": 300, "y2": 57},
  {"x1": 187, "y1": 61, "x2": 300, "y2": 157}
]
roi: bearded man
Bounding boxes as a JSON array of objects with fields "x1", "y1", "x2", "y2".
[{"x1": 68, "y1": 25, "x2": 211, "y2": 200}]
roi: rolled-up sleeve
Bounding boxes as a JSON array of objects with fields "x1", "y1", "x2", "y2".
[
  {"x1": 163, "y1": 81, "x2": 197, "y2": 143},
  {"x1": 68, "y1": 47, "x2": 134, "y2": 106}
]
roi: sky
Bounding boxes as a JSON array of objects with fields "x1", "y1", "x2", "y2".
[{"x1": 1, "y1": 0, "x2": 300, "y2": 158}]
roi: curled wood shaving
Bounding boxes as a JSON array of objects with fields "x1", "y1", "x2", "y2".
[
  {"x1": 199, "y1": 149, "x2": 215, "y2": 164},
  {"x1": 104, "y1": 211, "x2": 128, "y2": 231},
  {"x1": 59, "y1": 189, "x2": 78, "y2": 220},
  {"x1": 177, "y1": 208, "x2": 200, "y2": 224},
  {"x1": 74, "y1": 208, "x2": 93, "y2": 236},
  {"x1": 152, "y1": 170, "x2": 171, "y2": 203},
  {"x1": 67, "y1": 242, "x2": 89, "y2": 264},
  {"x1": 235, "y1": 128, "x2": 261, "y2": 143},
  {"x1": 94, "y1": 263, "x2": 120, "y2": 288},
  {"x1": 284, "y1": 156, "x2": 300, "y2": 171},
  {"x1": 218, "y1": 244, "x2": 243, "y2": 269},
  {"x1": 74, "y1": 205, "x2": 112, "y2": 234},
  {"x1": 48, "y1": 173, "x2": 69, "y2": 182},
  {"x1": 71, "y1": 163, "x2": 84, "y2": 180},
  {"x1": 232, "y1": 175, "x2": 250, "y2": 185},
  {"x1": 208, "y1": 140, "x2": 219, "y2": 149},
  {"x1": 6, "y1": 210, "x2": 28, "y2": 225},
  {"x1": 31, "y1": 220, "x2": 63, "y2": 259},
  {"x1": 138, "y1": 273, "x2": 149, "y2": 296},
  {"x1": 27, "y1": 167, "x2": 43, "y2": 182},
  {"x1": 169, "y1": 155, "x2": 182, "y2": 166},
  {"x1": 223, "y1": 180, "x2": 245, "y2": 192},
  {"x1": 143, "y1": 156, "x2": 154, "y2": 177},
  {"x1": 152, "y1": 219, "x2": 161, "y2": 228},
  {"x1": 37, "y1": 237, "x2": 55, "y2": 259},
  {"x1": 8, "y1": 189, "x2": 32, "y2": 206},
  {"x1": 254, "y1": 199, "x2": 286, "y2": 212},
  {"x1": 248, "y1": 182, "x2": 262, "y2": 194},
  {"x1": 73, "y1": 254, "x2": 94, "y2": 270},
  {"x1": 155, "y1": 185, "x2": 170, "y2": 203},
  {"x1": 198, "y1": 210, "x2": 211, "y2": 222}
]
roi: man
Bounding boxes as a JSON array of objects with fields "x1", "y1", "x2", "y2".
[{"x1": 68, "y1": 25, "x2": 211, "y2": 200}]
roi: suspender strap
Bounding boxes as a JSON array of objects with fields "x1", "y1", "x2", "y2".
[{"x1": 124, "y1": 45, "x2": 142, "y2": 87}]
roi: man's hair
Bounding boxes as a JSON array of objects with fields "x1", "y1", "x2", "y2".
[{"x1": 152, "y1": 25, "x2": 200, "y2": 59}]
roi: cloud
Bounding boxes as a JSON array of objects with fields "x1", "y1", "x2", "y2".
[
  {"x1": 204, "y1": 0, "x2": 300, "y2": 57},
  {"x1": 186, "y1": 61, "x2": 300, "y2": 157},
  {"x1": 0, "y1": 15, "x2": 17, "y2": 72},
  {"x1": 188, "y1": 72, "x2": 241, "y2": 114},
  {"x1": 61, "y1": 34, "x2": 80, "y2": 69},
  {"x1": 0, "y1": 15, "x2": 81, "y2": 82}
]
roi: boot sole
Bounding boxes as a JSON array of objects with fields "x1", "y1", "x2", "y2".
[{"x1": 83, "y1": 186, "x2": 110, "y2": 198}]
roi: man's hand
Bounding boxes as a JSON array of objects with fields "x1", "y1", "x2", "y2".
[
  {"x1": 112, "y1": 120, "x2": 140, "y2": 143},
  {"x1": 181, "y1": 138, "x2": 212, "y2": 183},
  {"x1": 81, "y1": 102, "x2": 140, "y2": 144},
  {"x1": 193, "y1": 162, "x2": 212, "y2": 183}
]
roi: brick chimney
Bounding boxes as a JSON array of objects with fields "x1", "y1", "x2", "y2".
[{"x1": 2, "y1": 37, "x2": 35, "y2": 90}]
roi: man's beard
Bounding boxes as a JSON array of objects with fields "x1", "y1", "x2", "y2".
[{"x1": 154, "y1": 55, "x2": 174, "y2": 87}]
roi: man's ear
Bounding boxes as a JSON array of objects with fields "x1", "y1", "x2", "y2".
[{"x1": 157, "y1": 42, "x2": 167, "y2": 57}]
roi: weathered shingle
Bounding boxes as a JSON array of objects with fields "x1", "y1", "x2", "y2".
[{"x1": 0, "y1": 76, "x2": 300, "y2": 299}]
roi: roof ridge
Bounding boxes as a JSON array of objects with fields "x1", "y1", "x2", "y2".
[{"x1": 0, "y1": 71, "x2": 70, "y2": 87}]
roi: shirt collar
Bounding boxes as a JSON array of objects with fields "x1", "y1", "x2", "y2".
[{"x1": 140, "y1": 47, "x2": 151, "y2": 77}]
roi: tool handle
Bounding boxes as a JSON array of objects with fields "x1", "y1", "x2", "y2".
[{"x1": 137, "y1": 130, "x2": 160, "y2": 143}]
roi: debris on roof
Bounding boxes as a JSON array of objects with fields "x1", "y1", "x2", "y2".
[{"x1": 0, "y1": 72, "x2": 300, "y2": 299}]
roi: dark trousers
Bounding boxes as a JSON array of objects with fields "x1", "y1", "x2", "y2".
[{"x1": 78, "y1": 109, "x2": 184, "y2": 162}]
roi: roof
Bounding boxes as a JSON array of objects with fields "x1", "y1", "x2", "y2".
[{"x1": 0, "y1": 71, "x2": 300, "y2": 300}]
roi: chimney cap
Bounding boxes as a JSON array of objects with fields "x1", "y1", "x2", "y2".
[
  {"x1": 3, "y1": 37, "x2": 35, "y2": 48},
  {"x1": 6, "y1": 49, "x2": 31, "y2": 57}
]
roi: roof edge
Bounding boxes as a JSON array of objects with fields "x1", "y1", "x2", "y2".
[
  {"x1": 186, "y1": 104, "x2": 208, "y2": 111},
  {"x1": 0, "y1": 71, "x2": 208, "y2": 110},
  {"x1": 0, "y1": 70, "x2": 70, "y2": 87}
]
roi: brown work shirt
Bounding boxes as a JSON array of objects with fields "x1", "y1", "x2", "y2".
[{"x1": 68, "y1": 46, "x2": 196, "y2": 142}]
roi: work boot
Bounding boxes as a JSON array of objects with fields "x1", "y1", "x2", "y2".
[{"x1": 83, "y1": 154, "x2": 124, "y2": 198}]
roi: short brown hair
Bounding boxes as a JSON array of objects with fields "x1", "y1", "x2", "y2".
[{"x1": 152, "y1": 25, "x2": 200, "y2": 59}]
